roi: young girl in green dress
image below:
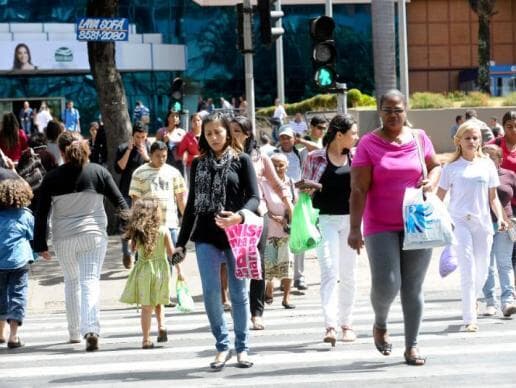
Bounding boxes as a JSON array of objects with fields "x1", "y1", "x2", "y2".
[{"x1": 120, "y1": 198, "x2": 175, "y2": 349}]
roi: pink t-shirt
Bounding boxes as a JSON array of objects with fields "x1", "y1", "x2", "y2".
[{"x1": 352, "y1": 130, "x2": 435, "y2": 236}]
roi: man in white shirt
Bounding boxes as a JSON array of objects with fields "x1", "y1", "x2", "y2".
[{"x1": 289, "y1": 112, "x2": 308, "y2": 136}]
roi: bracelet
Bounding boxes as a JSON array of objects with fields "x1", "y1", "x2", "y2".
[{"x1": 237, "y1": 210, "x2": 245, "y2": 224}]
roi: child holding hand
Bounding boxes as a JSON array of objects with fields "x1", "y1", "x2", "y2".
[
  {"x1": 120, "y1": 198, "x2": 176, "y2": 349},
  {"x1": 0, "y1": 178, "x2": 35, "y2": 349}
]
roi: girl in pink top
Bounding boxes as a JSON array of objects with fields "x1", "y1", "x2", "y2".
[{"x1": 348, "y1": 89, "x2": 441, "y2": 366}]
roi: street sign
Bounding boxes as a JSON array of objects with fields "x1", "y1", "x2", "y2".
[{"x1": 76, "y1": 18, "x2": 129, "y2": 42}]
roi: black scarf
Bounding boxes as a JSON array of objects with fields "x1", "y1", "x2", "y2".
[{"x1": 194, "y1": 149, "x2": 234, "y2": 214}]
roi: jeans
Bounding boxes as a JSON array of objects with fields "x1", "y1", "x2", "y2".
[
  {"x1": 316, "y1": 215, "x2": 357, "y2": 329},
  {"x1": 195, "y1": 242, "x2": 250, "y2": 353},
  {"x1": 482, "y1": 230, "x2": 515, "y2": 308},
  {"x1": 365, "y1": 231, "x2": 432, "y2": 349},
  {"x1": 0, "y1": 266, "x2": 29, "y2": 325},
  {"x1": 53, "y1": 234, "x2": 108, "y2": 338},
  {"x1": 453, "y1": 216, "x2": 493, "y2": 324}
]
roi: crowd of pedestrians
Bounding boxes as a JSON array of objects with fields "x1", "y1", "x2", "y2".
[{"x1": 1, "y1": 90, "x2": 516, "y2": 373}]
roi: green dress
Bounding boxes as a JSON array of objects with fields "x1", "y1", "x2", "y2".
[{"x1": 120, "y1": 226, "x2": 171, "y2": 306}]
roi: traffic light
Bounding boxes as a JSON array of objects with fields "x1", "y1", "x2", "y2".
[
  {"x1": 309, "y1": 16, "x2": 337, "y2": 89},
  {"x1": 257, "y1": 0, "x2": 284, "y2": 47},
  {"x1": 170, "y1": 77, "x2": 184, "y2": 112}
]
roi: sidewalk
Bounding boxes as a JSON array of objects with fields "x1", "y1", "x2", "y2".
[{"x1": 27, "y1": 236, "x2": 459, "y2": 314}]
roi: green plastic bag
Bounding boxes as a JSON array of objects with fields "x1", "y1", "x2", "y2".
[
  {"x1": 176, "y1": 279, "x2": 195, "y2": 313},
  {"x1": 288, "y1": 192, "x2": 322, "y2": 254}
]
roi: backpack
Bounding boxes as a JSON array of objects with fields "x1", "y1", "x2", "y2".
[{"x1": 16, "y1": 148, "x2": 46, "y2": 191}]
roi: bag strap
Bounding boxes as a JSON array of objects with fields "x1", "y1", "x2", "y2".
[{"x1": 413, "y1": 129, "x2": 427, "y2": 180}]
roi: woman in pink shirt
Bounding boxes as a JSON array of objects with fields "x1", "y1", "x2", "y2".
[
  {"x1": 348, "y1": 89, "x2": 441, "y2": 366},
  {"x1": 0, "y1": 112, "x2": 28, "y2": 163}
]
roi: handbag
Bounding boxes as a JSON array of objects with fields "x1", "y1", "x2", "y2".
[
  {"x1": 507, "y1": 218, "x2": 516, "y2": 242},
  {"x1": 402, "y1": 131, "x2": 454, "y2": 250}
]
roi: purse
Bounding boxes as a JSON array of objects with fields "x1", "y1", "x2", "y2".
[{"x1": 507, "y1": 218, "x2": 516, "y2": 242}]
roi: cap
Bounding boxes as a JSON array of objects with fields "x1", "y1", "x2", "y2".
[{"x1": 278, "y1": 125, "x2": 294, "y2": 138}]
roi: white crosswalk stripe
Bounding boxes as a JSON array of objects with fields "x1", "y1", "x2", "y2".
[{"x1": 2, "y1": 289, "x2": 516, "y2": 387}]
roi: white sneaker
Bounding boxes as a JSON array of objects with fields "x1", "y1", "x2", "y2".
[{"x1": 484, "y1": 305, "x2": 497, "y2": 316}]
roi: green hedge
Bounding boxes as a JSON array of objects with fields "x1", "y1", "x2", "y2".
[
  {"x1": 461, "y1": 91, "x2": 490, "y2": 107},
  {"x1": 503, "y1": 92, "x2": 516, "y2": 106},
  {"x1": 410, "y1": 92, "x2": 453, "y2": 109}
]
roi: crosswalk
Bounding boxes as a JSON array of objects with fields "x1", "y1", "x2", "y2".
[{"x1": 2, "y1": 287, "x2": 516, "y2": 387}]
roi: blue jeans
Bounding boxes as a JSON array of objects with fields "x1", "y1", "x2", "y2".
[
  {"x1": 483, "y1": 230, "x2": 515, "y2": 308},
  {"x1": 0, "y1": 266, "x2": 29, "y2": 325},
  {"x1": 195, "y1": 242, "x2": 250, "y2": 353}
]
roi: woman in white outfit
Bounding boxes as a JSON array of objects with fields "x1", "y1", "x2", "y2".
[
  {"x1": 437, "y1": 121, "x2": 508, "y2": 332},
  {"x1": 301, "y1": 114, "x2": 360, "y2": 346}
]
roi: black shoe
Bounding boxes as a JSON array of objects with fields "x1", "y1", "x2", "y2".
[
  {"x1": 282, "y1": 301, "x2": 296, "y2": 309},
  {"x1": 122, "y1": 254, "x2": 133, "y2": 270},
  {"x1": 85, "y1": 333, "x2": 99, "y2": 351},
  {"x1": 294, "y1": 280, "x2": 308, "y2": 291},
  {"x1": 157, "y1": 328, "x2": 168, "y2": 343},
  {"x1": 7, "y1": 337, "x2": 24, "y2": 349}
]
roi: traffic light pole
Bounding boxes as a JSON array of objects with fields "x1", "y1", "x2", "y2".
[
  {"x1": 336, "y1": 82, "x2": 347, "y2": 114},
  {"x1": 275, "y1": 0, "x2": 285, "y2": 104},
  {"x1": 243, "y1": 0, "x2": 256, "y2": 134}
]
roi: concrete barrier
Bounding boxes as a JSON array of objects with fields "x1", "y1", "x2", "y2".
[{"x1": 349, "y1": 106, "x2": 516, "y2": 153}]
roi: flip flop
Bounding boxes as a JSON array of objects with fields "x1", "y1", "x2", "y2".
[
  {"x1": 210, "y1": 350, "x2": 232, "y2": 371},
  {"x1": 251, "y1": 317, "x2": 265, "y2": 330},
  {"x1": 236, "y1": 352, "x2": 253, "y2": 368},
  {"x1": 373, "y1": 325, "x2": 392, "y2": 356},
  {"x1": 142, "y1": 340, "x2": 154, "y2": 349}
]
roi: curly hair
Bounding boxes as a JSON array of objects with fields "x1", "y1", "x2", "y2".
[
  {"x1": 123, "y1": 198, "x2": 162, "y2": 257},
  {"x1": 0, "y1": 178, "x2": 33, "y2": 209}
]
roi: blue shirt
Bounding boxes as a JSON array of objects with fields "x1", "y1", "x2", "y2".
[
  {"x1": 0, "y1": 208, "x2": 34, "y2": 269},
  {"x1": 61, "y1": 107, "x2": 80, "y2": 132}
]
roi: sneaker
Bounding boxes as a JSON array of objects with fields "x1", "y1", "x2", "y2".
[
  {"x1": 484, "y1": 305, "x2": 497, "y2": 316},
  {"x1": 85, "y1": 333, "x2": 99, "y2": 351},
  {"x1": 123, "y1": 254, "x2": 133, "y2": 270},
  {"x1": 502, "y1": 304, "x2": 516, "y2": 317},
  {"x1": 294, "y1": 279, "x2": 308, "y2": 291}
]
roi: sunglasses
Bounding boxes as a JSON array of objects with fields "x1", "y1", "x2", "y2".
[{"x1": 381, "y1": 108, "x2": 405, "y2": 115}]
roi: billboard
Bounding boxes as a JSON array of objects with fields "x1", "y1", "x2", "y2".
[{"x1": 0, "y1": 41, "x2": 186, "y2": 73}]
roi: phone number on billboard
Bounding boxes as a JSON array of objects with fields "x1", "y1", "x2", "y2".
[{"x1": 78, "y1": 30, "x2": 127, "y2": 41}]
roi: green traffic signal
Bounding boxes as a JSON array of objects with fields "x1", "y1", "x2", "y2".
[
  {"x1": 172, "y1": 101, "x2": 182, "y2": 112},
  {"x1": 315, "y1": 67, "x2": 334, "y2": 87}
]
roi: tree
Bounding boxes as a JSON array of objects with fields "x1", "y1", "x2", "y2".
[
  {"x1": 468, "y1": 0, "x2": 497, "y2": 94},
  {"x1": 86, "y1": 0, "x2": 132, "y2": 175},
  {"x1": 371, "y1": 0, "x2": 397, "y2": 104}
]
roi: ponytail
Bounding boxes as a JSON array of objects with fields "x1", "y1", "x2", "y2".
[{"x1": 58, "y1": 131, "x2": 90, "y2": 167}]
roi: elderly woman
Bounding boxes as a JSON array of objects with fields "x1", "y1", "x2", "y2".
[{"x1": 348, "y1": 89, "x2": 441, "y2": 366}]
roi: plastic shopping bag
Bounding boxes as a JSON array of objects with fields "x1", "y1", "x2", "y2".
[
  {"x1": 402, "y1": 188, "x2": 454, "y2": 250},
  {"x1": 176, "y1": 279, "x2": 195, "y2": 313},
  {"x1": 289, "y1": 192, "x2": 322, "y2": 254},
  {"x1": 439, "y1": 245, "x2": 458, "y2": 278},
  {"x1": 225, "y1": 209, "x2": 264, "y2": 280}
]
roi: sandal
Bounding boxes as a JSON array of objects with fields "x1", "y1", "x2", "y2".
[
  {"x1": 157, "y1": 328, "x2": 168, "y2": 343},
  {"x1": 142, "y1": 340, "x2": 154, "y2": 349},
  {"x1": 341, "y1": 326, "x2": 357, "y2": 342},
  {"x1": 7, "y1": 337, "x2": 24, "y2": 349},
  {"x1": 282, "y1": 301, "x2": 296, "y2": 309},
  {"x1": 236, "y1": 351, "x2": 254, "y2": 368},
  {"x1": 373, "y1": 325, "x2": 392, "y2": 356},
  {"x1": 265, "y1": 295, "x2": 273, "y2": 305},
  {"x1": 323, "y1": 328, "x2": 337, "y2": 347},
  {"x1": 404, "y1": 348, "x2": 426, "y2": 366},
  {"x1": 251, "y1": 316, "x2": 265, "y2": 330},
  {"x1": 210, "y1": 350, "x2": 232, "y2": 371}
]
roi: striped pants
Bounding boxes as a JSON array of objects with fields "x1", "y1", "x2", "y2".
[{"x1": 53, "y1": 234, "x2": 108, "y2": 339}]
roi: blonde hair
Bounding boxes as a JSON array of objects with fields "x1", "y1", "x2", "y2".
[{"x1": 449, "y1": 120, "x2": 486, "y2": 163}]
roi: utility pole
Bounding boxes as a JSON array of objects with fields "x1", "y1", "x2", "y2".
[
  {"x1": 242, "y1": 0, "x2": 256, "y2": 134},
  {"x1": 275, "y1": 0, "x2": 285, "y2": 104},
  {"x1": 397, "y1": 0, "x2": 409, "y2": 102},
  {"x1": 325, "y1": 0, "x2": 332, "y2": 17}
]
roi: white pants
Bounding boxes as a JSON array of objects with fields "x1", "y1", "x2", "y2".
[
  {"x1": 54, "y1": 234, "x2": 108, "y2": 339},
  {"x1": 453, "y1": 216, "x2": 493, "y2": 325},
  {"x1": 316, "y1": 215, "x2": 357, "y2": 329}
]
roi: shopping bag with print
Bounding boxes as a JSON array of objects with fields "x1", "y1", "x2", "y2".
[
  {"x1": 402, "y1": 188, "x2": 454, "y2": 250},
  {"x1": 224, "y1": 209, "x2": 264, "y2": 280},
  {"x1": 176, "y1": 279, "x2": 195, "y2": 313},
  {"x1": 289, "y1": 192, "x2": 322, "y2": 254}
]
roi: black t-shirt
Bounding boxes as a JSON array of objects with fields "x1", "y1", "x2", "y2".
[
  {"x1": 312, "y1": 156, "x2": 351, "y2": 215},
  {"x1": 114, "y1": 141, "x2": 150, "y2": 197}
]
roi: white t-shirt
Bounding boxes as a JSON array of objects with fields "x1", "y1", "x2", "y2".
[
  {"x1": 273, "y1": 105, "x2": 287, "y2": 123},
  {"x1": 36, "y1": 110, "x2": 53, "y2": 132},
  {"x1": 439, "y1": 156, "x2": 500, "y2": 226}
]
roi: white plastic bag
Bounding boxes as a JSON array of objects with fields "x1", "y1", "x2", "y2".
[
  {"x1": 439, "y1": 245, "x2": 458, "y2": 277},
  {"x1": 402, "y1": 188, "x2": 454, "y2": 250}
]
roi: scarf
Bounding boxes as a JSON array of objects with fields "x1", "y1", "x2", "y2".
[{"x1": 194, "y1": 149, "x2": 234, "y2": 214}]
